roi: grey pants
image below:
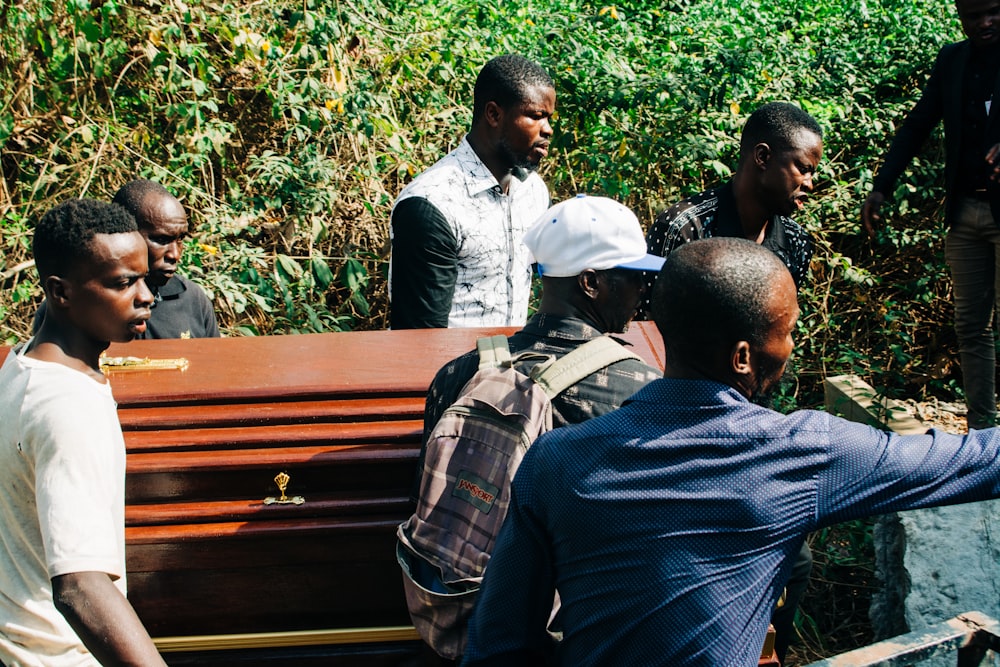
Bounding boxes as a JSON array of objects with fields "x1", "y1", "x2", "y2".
[{"x1": 945, "y1": 197, "x2": 1000, "y2": 430}]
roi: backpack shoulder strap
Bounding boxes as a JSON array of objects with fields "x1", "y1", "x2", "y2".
[
  {"x1": 530, "y1": 335, "x2": 641, "y2": 398},
  {"x1": 476, "y1": 335, "x2": 511, "y2": 370}
]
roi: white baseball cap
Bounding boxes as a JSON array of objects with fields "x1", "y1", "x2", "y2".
[{"x1": 523, "y1": 194, "x2": 665, "y2": 277}]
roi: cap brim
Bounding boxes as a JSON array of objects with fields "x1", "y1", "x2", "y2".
[{"x1": 614, "y1": 254, "x2": 666, "y2": 272}]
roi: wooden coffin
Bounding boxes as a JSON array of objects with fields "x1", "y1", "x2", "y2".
[{"x1": 70, "y1": 323, "x2": 667, "y2": 664}]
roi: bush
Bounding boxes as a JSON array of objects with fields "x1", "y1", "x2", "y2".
[
  {"x1": 2, "y1": 1, "x2": 968, "y2": 661},
  {"x1": 0, "y1": 0, "x2": 961, "y2": 398}
]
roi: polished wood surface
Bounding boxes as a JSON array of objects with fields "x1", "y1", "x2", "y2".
[
  {"x1": 100, "y1": 323, "x2": 665, "y2": 403},
  {"x1": 0, "y1": 323, "x2": 666, "y2": 664}
]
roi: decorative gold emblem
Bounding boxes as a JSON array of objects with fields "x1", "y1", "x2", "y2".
[
  {"x1": 100, "y1": 355, "x2": 189, "y2": 372},
  {"x1": 263, "y1": 471, "x2": 305, "y2": 505}
]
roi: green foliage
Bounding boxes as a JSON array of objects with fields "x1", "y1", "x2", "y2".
[
  {"x1": 0, "y1": 1, "x2": 968, "y2": 659},
  {"x1": 0, "y1": 0, "x2": 967, "y2": 406},
  {"x1": 793, "y1": 519, "x2": 877, "y2": 661}
]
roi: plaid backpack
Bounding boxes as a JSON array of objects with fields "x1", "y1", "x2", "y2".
[{"x1": 396, "y1": 334, "x2": 639, "y2": 659}]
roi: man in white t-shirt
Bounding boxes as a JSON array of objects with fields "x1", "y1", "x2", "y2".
[{"x1": 0, "y1": 199, "x2": 166, "y2": 666}]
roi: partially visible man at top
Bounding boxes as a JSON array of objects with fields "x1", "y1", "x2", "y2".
[
  {"x1": 862, "y1": 0, "x2": 1000, "y2": 430},
  {"x1": 463, "y1": 237, "x2": 1000, "y2": 667},
  {"x1": 641, "y1": 101, "x2": 822, "y2": 315},
  {"x1": 34, "y1": 179, "x2": 220, "y2": 339},
  {"x1": 0, "y1": 199, "x2": 167, "y2": 666},
  {"x1": 404, "y1": 194, "x2": 664, "y2": 665},
  {"x1": 389, "y1": 54, "x2": 555, "y2": 329},
  {"x1": 111, "y1": 179, "x2": 220, "y2": 339},
  {"x1": 641, "y1": 100, "x2": 823, "y2": 661}
]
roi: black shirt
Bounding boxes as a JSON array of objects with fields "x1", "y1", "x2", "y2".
[{"x1": 641, "y1": 181, "x2": 814, "y2": 317}]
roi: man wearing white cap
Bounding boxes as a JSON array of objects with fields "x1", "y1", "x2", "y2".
[
  {"x1": 410, "y1": 196, "x2": 663, "y2": 664},
  {"x1": 420, "y1": 194, "x2": 665, "y2": 450}
]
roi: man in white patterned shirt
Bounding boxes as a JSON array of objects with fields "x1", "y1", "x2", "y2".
[{"x1": 389, "y1": 54, "x2": 555, "y2": 329}]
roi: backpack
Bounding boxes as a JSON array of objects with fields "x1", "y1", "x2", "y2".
[{"x1": 396, "y1": 334, "x2": 640, "y2": 659}]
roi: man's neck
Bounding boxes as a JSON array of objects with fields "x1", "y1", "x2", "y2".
[
  {"x1": 537, "y1": 306, "x2": 598, "y2": 327},
  {"x1": 731, "y1": 172, "x2": 771, "y2": 243},
  {"x1": 466, "y1": 130, "x2": 514, "y2": 193},
  {"x1": 26, "y1": 323, "x2": 109, "y2": 383},
  {"x1": 663, "y1": 358, "x2": 748, "y2": 398}
]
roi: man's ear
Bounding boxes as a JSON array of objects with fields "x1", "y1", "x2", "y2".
[
  {"x1": 730, "y1": 340, "x2": 753, "y2": 376},
  {"x1": 577, "y1": 269, "x2": 600, "y2": 300},
  {"x1": 753, "y1": 142, "x2": 772, "y2": 170},
  {"x1": 45, "y1": 275, "x2": 71, "y2": 308},
  {"x1": 484, "y1": 100, "x2": 504, "y2": 129}
]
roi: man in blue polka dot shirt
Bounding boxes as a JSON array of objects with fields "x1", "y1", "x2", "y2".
[{"x1": 462, "y1": 237, "x2": 1000, "y2": 667}]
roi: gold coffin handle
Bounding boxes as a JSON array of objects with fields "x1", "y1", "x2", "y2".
[
  {"x1": 100, "y1": 355, "x2": 189, "y2": 372},
  {"x1": 263, "y1": 471, "x2": 304, "y2": 505}
]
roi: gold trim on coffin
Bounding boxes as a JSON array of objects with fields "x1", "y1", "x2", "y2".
[
  {"x1": 153, "y1": 626, "x2": 421, "y2": 652},
  {"x1": 100, "y1": 355, "x2": 189, "y2": 372}
]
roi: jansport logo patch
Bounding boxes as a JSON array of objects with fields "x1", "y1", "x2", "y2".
[{"x1": 452, "y1": 471, "x2": 499, "y2": 514}]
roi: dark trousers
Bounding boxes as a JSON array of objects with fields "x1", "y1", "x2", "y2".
[
  {"x1": 945, "y1": 197, "x2": 1000, "y2": 429},
  {"x1": 772, "y1": 539, "x2": 813, "y2": 664}
]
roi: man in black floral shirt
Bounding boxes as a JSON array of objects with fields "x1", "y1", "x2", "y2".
[
  {"x1": 643, "y1": 101, "x2": 823, "y2": 663},
  {"x1": 642, "y1": 102, "x2": 822, "y2": 315}
]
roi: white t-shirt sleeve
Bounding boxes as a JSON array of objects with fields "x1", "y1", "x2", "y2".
[{"x1": 22, "y1": 373, "x2": 125, "y2": 581}]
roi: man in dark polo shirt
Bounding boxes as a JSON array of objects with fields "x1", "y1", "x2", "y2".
[
  {"x1": 35, "y1": 180, "x2": 220, "y2": 339},
  {"x1": 112, "y1": 180, "x2": 219, "y2": 339}
]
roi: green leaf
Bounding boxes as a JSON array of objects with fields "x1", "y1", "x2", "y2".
[
  {"x1": 351, "y1": 290, "x2": 370, "y2": 316},
  {"x1": 276, "y1": 254, "x2": 303, "y2": 280},
  {"x1": 339, "y1": 258, "x2": 367, "y2": 292},
  {"x1": 310, "y1": 257, "x2": 334, "y2": 289},
  {"x1": 80, "y1": 18, "x2": 101, "y2": 43}
]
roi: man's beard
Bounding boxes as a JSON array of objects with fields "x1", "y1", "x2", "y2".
[
  {"x1": 750, "y1": 361, "x2": 795, "y2": 409},
  {"x1": 498, "y1": 137, "x2": 540, "y2": 182}
]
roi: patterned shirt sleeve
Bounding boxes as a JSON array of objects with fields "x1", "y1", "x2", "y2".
[
  {"x1": 775, "y1": 218, "x2": 815, "y2": 288},
  {"x1": 409, "y1": 350, "x2": 480, "y2": 505},
  {"x1": 639, "y1": 197, "x2": 709, "y2": 320}
]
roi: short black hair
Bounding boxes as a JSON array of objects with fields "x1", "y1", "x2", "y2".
[
  {"x1": 740, "y1": 102, "x2": 822, "y2": 154},
  {"x1": 651, "y1": 237, "x2": 789, "y2": 360},
  {"x1": 471, "y1": 54, "x2": 553, "y2": 125},
  {"x1": 33, "y1": 198, "x2": 138, "y2": 279},
  {"x1": 112, "y1": 178, "x2": 173, "y2": 226}
]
